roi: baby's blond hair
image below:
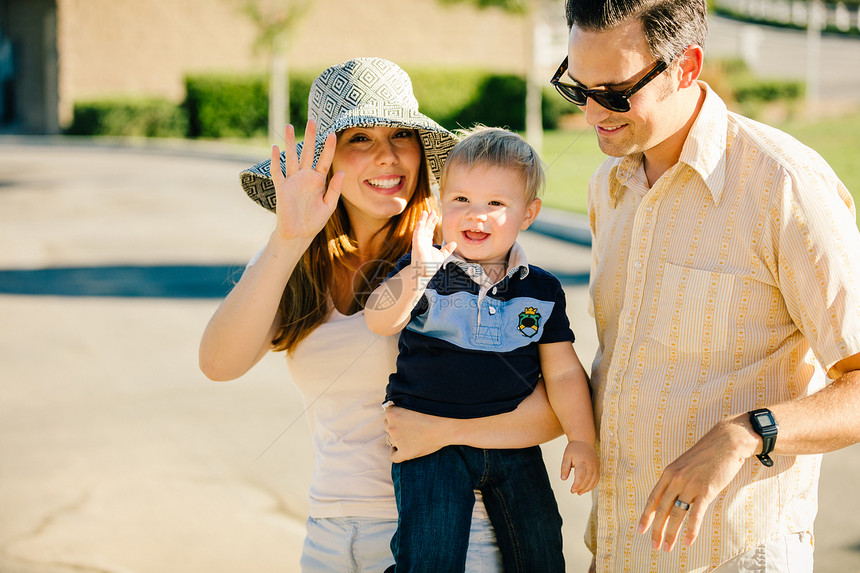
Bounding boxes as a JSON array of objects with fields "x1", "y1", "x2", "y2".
[{"x1": 441, "y1": 126, "x2": 545, "y2": 204}]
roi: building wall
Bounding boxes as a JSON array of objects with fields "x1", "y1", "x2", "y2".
[
  {"x1": 56, "y1": 0, "x2": 264, "y2": 125},
  {"x1": 55, "y1": 0, "x2": 555, "y2": 128},
  {"x1": 2, "y1": 0, "x2": 59, "y2": 133}
]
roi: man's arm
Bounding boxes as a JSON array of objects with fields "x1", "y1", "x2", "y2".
[{"x1": 638, "y1": 351, "x2": 860, "y2": 553}]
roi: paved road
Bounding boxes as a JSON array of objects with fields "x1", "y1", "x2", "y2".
[
  {"x1": 1, "y1": 138, "x2": 858, "y2": 572},
  {"x1": 707, "y1": 14, "x2": 860, "y2": 105}
]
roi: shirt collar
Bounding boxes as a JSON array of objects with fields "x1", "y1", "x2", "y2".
[
  {"x1": 609, "y1": 158, "x2": 635, "y2": 208},
  {"x1": 678, "y1": 81, "x2": 728, "y2": 205},
  {"x1": 442, "y1": 241, "x2": 530, "y2": 286},
  {"x1": 609, "y1": 82, "x2": 728, "y2": 207}
]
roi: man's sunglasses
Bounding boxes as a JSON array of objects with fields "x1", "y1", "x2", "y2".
[{"x1": 550, "y1": 56, "x2": 668, "y2": 113}]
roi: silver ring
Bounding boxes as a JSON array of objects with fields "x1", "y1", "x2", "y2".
[{"x1": 674, "y1": 499, "x2": 691, "y2": 511}]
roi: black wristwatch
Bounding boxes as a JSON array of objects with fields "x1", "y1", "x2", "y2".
[{"x1": 748, "y1": 408, "x2": 779, "y2": 467}]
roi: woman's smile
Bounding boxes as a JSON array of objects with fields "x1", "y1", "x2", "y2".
[{"x1": 366, "y1": 175, "x2": 406, "y2": 194}]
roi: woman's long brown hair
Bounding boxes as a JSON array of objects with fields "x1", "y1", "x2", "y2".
[{"x1": 271, "y1": 147, "x2": 435, "y2": 353}]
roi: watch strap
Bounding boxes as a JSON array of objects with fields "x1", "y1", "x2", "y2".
[
  {"x1": 749, "y1": 408, "x2": 777, "y2": 467},
  {"x1": 756, "y1": 439, "x2": 775, "y2": 467}
]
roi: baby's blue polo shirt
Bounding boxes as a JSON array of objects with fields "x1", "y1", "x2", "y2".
[{"x1": 383, "y1": 243, "x2": 575, "y2": 419}]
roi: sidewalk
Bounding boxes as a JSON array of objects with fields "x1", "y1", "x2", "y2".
[{"x1": 1, "y1": 137, "x2": 858, "y2": 572}]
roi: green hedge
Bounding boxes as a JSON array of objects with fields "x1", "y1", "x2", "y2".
[
  {"x1": 183, "y1": 68, "x2": 569, "y2": 138},
  {"x1": 734, "y1": 80, "x2": 804, "y2": 104},
  {"x1": 184, "y1": 74, "x2": 268, "y2": 138},
  {"x1": 65, "y1": 98, "x2": 188, "y2": 137},
  {"x1": 406, "y1": 67, "x2": 569, "y2": 131},
  {"x1": 700, "y1": 58, "x2": 804, "y2": 112},
  {"x1": 65, "y1": 63, "x2": 803, "y2": 139},
  {"x1": 183, "y1": 71, "x2": 317, "y2": 138},
  {"x1": 63, "y1": 70, "x2": 572, "y2": 139}
]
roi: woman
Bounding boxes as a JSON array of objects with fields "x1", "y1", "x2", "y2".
[{"x1": 199, "y1": 58, "x2": 562, "y2": 572}]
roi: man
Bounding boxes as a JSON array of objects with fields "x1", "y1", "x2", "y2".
[{"x1": 551, "y1": 0, "x2": 860, "y2": 570}]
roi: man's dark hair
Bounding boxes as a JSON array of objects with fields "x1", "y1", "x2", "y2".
[{"x1": 564, "y1": 0, "x2": 708, "y2": 64}]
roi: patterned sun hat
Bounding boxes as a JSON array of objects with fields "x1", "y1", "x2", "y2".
[{"x1": 240, "y1": 57, "x2": 458, "y2": 212}]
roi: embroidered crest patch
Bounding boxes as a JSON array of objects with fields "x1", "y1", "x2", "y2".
[{"x1": 518, "y1": 307, "x2": 541, "y2": 338}]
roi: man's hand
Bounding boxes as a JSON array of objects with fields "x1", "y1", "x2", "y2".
[{"x1": 637, "y1": 417, "x2": 757, "y2": 551}]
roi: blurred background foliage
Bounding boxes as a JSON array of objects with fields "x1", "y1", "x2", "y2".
[
  {"x1": 64, "y1": 98, "x2": 189, "y2": 138},
  {"x1": 65, "y1": 58, "x2": 803, "y2": 140},
  {"x1": 66, "y1": 58, "x2": 854, "y2": 221}
]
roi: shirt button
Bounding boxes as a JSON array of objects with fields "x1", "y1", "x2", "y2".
[
  {"x1": 492, "y1": 287, "x2": 497, "y2": 295},
  {"x1": 488, "y1": 307, "x2": 496, "y2": 315},
  {"x1": 633, "y1": 261, "x2": 643, "y2": 270}
]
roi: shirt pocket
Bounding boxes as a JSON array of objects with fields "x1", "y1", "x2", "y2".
[{"x1": 650, "y1": 263, "x2": 737, "y2": 353}]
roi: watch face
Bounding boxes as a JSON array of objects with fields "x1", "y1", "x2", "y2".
[{"x1": 754, "y1": 412, "x2": 773, "y2": 426}]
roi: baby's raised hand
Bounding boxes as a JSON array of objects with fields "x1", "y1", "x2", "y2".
[
  {"x1": 561, "y1": 440, "x2": 599, "y2": 495},
  {"x1": 411, "y1": 211, "x2": 456, "y2": 279}
]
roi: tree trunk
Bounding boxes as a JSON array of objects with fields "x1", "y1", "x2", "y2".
[
  {"x1": 269, "y1": 47, "x2": 289, "y2": 139},
  {"x1": 525, "y1": 3, "x2": 543, "y2": 153}
]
